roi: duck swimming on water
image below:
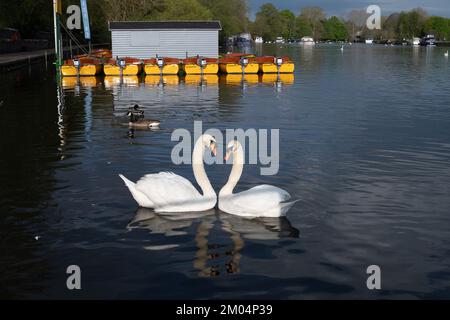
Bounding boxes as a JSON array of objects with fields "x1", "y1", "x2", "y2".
[
  {"x1": 126, "y1": 111, "x2": 160, "y2": 128},
  {"x1": 128, "y1": 104, "x2": 144, "y2": 117}
]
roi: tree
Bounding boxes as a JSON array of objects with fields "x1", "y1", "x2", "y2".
[
  {"x1": 397, "y1": 8, "x2": 428, "y2": 39},
  {"x1": 279, "y1": 9, "x2": 296, "y2": 40},
  {"x1": 295, "y1": 15, "x2": 312, "y2": 38},
  {"x1": 102, "y1": 0, "x2": 164, "y2": 21},
  {"x1": 200, "y1": 0, "x2": 248, "y2": 40},
  {"x1": 323, "y1": 16, "x2": 348, "y2": 41},
  {"x1": 347, "y1": 10, "x2": 368, "y2": 40},
  {"x1": 425, "y1": 16, "x2": 450, "y2": 40},
  {"x1": 152, "y1": 0, "x2": 212, "y2": 20},
  {"x1": 0, "y1": 0, "x2": 54, "y2": 37},
  {"x1": 382, "y1": 13, "x2": 401, "y2": 40},
  {"x1": 252, "y1": 3, "x2": 282, "y2": 41},
  {"x1": 298, "y1": 7, "x2": 325, "y2": 40}
]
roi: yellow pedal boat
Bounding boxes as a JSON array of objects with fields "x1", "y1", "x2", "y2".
[
  {"x1": 61, "y1": 58, "x2": 102, "y2": 77},
  {"x1": 103, "y1": 57, "x2": 143, "y2": 76},
  {"x1": 144, "y1": 57, "x2": 180, "y2": 75},
  {"x1": 182, "y1": 57, "x2": 219, "y2": 74}
]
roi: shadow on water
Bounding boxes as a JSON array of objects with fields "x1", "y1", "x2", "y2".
[{"x1": 0, "y1": 66, "x2": 63, "y2": 298}]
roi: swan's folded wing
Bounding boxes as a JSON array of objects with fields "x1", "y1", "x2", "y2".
[
  {"x1": 231, "y1": 184, "x2": 291, "y2": 213},
  {"x1": 135, "y1": 172, "x2": 202, "y2": 207}
]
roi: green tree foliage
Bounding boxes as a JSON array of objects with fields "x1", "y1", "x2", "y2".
[
  {"x1": 323, "y1": 16, "x2": 348, "y2": 41},
  {"x1": 0, "y1": 0, "x2": 53, "y2": 37},
  {"x1": 101, "y1": 0, "x2": 164, "y2": 21},
  {"x1": 381, "y1": 13, "x2": 401, "y2": 40},
  {"x1": 298, "y1": 7, "x2": 325, "y2": 40},
  {"x1": 397, "y1": 8, "x2": 427, "y2": 39},
  {"x1": 251, "y1": 4, "x2": 306, "y2": 41},
  {"x1": 199, "y1": 0, "x2": 248, "y2": 39},
  {"x1": 252, "y1": 3, "x2": 282, "y2": 41},
  {"x1": 152, "y1": 0, "x2": 212, "y2": 20},
  {"x1": 425, "y1": 16, "x2": 450, "y2": 40},
  {"x1": 279, "y1": 9, "x2": 296, "y2": 40},
  {"x1": 294, "y1": 15, "x2": 312, "y2": 39}
]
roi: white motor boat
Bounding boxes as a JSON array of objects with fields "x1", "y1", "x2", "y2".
[
  {"x1": 300, "y1": 36, "x2": 315, "y2": 45},
  {"x1": 275, "y1": 36, "x2": 285, "y2": 44}
]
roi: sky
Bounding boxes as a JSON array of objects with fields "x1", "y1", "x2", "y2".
[{"x1": 247, "y1": 0, "x2": 450, "y2": 19}]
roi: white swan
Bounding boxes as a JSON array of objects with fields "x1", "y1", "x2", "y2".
[
  {"x1": 218, "y1": 140, "x2": 298, "y2": 217},
  {"x1": 445, "y1": 50, "x2": 449, "y2": 58},
  {"x1": 119, "y1": 134, "x2": 217, "y2": 212}
]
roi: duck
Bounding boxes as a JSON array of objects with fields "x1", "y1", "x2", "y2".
[
  {"x1": 128, "y1": 104, "x2": 144, "y2": 117},
  {"x1": 126, "y1": 111, "x2": 160, "y2": 128}
]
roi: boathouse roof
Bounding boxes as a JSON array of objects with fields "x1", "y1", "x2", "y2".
[{"x1": 109, "y1": 21, "x2": 222, "y2": 30}]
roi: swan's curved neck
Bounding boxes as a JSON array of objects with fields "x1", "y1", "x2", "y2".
[
  {"x1": 192, "y1": 137, "x2": 215, "y2": 198},
  {"x1": 219, "y1": 147, "x2": 244, "y2": 196}
]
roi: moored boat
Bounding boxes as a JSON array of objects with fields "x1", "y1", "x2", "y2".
[
  {"x1": 61, "y1": 57, "x2": 102, "y2": 76},
  {"x1": 255, "y1": 56, "x2": 295, "y2": 73},
  {"x1": 182, "y1": 57, "x2": 219, "y2": 74},
  {"x1": 420, "y1": 35, "x2": 436, "y2": 46},
  {"x1": 219, "y1": 54, "x2": 259, "y2": 74},
  {"x1": 300, "y1": 36, "x2": 315, "y2": 45},
  {"x1": 275, "y1": 36, "x2": 285, "y2": 44},
  {"x1": 144, "y1": 57, "x2": 180, "y2": 75},
  {"x1": 103, "y1": 57, "x2": 142, "y2": 76},
  {"x1": 254, "y1": 36, "x2": 263, "y2": 44},
  {"x1": 89, "y1": 48, "x2": 112, "y2": 59}
]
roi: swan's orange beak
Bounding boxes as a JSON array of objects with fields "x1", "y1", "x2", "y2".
[
  {"x1": 210, "y1": 143, "x2": 217, "y2": 157},
  {"x1": 224, "y1": 151, "x2": 231, "y2": 161}
]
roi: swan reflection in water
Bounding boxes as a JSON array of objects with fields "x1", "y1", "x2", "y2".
[{"x1": 127, "y1": 208, "x2": 299, "y2": 277}]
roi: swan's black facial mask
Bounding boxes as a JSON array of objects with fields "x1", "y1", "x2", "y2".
[
  {"x1": 210, "y1": 141, "x2": 217, "y2": 157},
  {"x1": 224, "y1": 146, "x2": 234, "y2": 161}
]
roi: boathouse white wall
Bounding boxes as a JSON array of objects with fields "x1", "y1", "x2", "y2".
[{"x1": 109, "y1": 21, "x2": 221, "y2": 59}]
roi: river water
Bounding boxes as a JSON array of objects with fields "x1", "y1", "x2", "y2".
[{"x1": 1, "y1": 44, "x2": 450, "y2": 299}]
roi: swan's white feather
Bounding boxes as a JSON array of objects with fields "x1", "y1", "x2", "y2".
[
  {"x1": 120, "y1": 135, "x2": 217, "y2": 212},
  {"x1": 221, "y1": 184, "x2": 294, "y2": 217},
  {"x1": 133, "y1": 172, "x2": 213, "y2": 212},
  {"x1": 119, "y1": 174, "x2": 154, "y2": 208}
]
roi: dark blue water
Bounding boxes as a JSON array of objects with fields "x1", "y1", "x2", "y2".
[{"x1": 1, "y1": 44, "x2": 450, "y2": 299}]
